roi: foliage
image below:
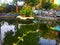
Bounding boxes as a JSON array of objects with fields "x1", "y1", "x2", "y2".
[
  {"x1": 50, "y1": 3, "x2": 58, "y2": 9},
  {"x1": 26, "y1": 0, "x2": 40, "y2": 6},
  {"x1": 42, "y1": 2, "x2": 52, "y2": 10},
  {"x1": 58, "y1": 33, "x2": 60, "y2": 39},
  {"x1": 20, "y1": 5, "x2": 33, "y2": 17},
  {"x1": 39, "y1": 23, "x2": 49, "y2": 31},
  {"x1": 42, "y1": 30, "x2": 57, "y2": 39},
  {"x1": 0, "y1": 3, "x2": 6, "y2": 13},
  {"x1": 8, "y1": 11, "x2": 16, "y2": 14},
  {"x1": 4, "y1": 24, "x2": 39, "y2": 45},
  {"x1": 13, "y1": 30, "x2": 39, "y2": 45},
  {"x1": 58, "y1": 5, "x2": 60, "y2": 8},
  {"x1": 30, "y1": 0, "x2": 40, "y2": 6},
  {"x1": 42, "y1": 2, "x2": 59, "y2": 10},
  {"x1": 38, "y1": 23, "x2": 57, "y2": 39},
  {"x1": 1, "y1": 3, "x2": 6, "y2": 8},
  {"x1": 13, "y1": 0, "x2": 17, "y2": 5},
  {"x1": 39, "y1": 23, "x2": 49, "y2": 36},
  {"x1": 0, "y1": 7, "x2": 4, "y2": 12},
  {"x1": 4, "y1": 30, "x2": 14, "y2": 45}
]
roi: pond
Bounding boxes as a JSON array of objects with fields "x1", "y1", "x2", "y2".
[
  {"x1": 0, "y1": 20, "x2": 60, "y2": 45},
  {"x1": 50, "y1": 25, "x2": 60, "y2": 31},
  {"x1": 39, "y1": 37, "x2": 56, "y2": 45},
  {"x1": 1, "y1": 22, "x2": 15, "y2": 40}
]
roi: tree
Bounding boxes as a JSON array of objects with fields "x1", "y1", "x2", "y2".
[
  {"x1": 12, "y1": 0, "x2": 40, "y2": 13},
  {"x1": 26, "y1": 0, "x2": 40, "y2": 6},
  {"x1": 13, "y1": 0, "x2": 19, "y2": 13},
  {"x1": 0, "y1": 3, "x2": 6, "y2": 13},
  {"x1": 42, "y1": 2, "x2": 52, "y2": 10},
  {"x1": 50, "y1": 3, "x2": 58, "y2": 9}
]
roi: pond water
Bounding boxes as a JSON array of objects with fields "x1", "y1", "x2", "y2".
[
  {"x1": 1, "y1": 22, "x2": 15, "y2": 40},
  {"x1": 50, "y1": 25, "x2": 60, "y2": 31},
  {"x1": 39, "y1": 37, "x2": 56, "y2": 45},
  {"x1": 0, "y1": 21, "x2": 59, "y2": 45},
  {"x1": 55, "y1": 26, "x2": 60, "y2": 31}
]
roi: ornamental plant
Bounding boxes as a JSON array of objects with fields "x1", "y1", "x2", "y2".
[{"x1": 20, "y1": 5, "x2": 33, "y2": 17}]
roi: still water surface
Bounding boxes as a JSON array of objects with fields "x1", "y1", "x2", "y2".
[{"x1": 0, "y1": 21, "x2": 59, "y2": 45}]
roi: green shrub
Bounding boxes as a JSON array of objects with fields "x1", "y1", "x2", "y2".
[
  {"x1": 20, "y1": 6, "x2": 33, "y2": 17},
  {"x1": 42, "y1": 2, "x2": 52, "y2": 10},
  {"x1": 50, "y1": 3, "x2": 58, "y2": 9}
]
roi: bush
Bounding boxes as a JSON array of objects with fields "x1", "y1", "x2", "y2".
[
  {"x1": 50, "y1": 3, "x2": 58, "y2": 9},
  {"x1": 42, "y1": 2, "x2": 52, "y2": 10},
  {"x1": 20, "y1": 5, "x2": 33, "y2": 17}
]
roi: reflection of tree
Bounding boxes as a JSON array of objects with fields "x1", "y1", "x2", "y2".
[
  {"x1": 4, "y1": 24, "x2": 39, "y2": 45},
  {"x1": 57, "y1": 32, "x2": 60, "y2": 38},
  {"x1": 4, "y1": 30, "x2": 14, "y2": 45},
  {"x1": 39, "y1": 23, "x2": 49, "y2": 37},
  {"x1": 42, "y1": 30, "x2": 57, "y2": 39},
  {"x1": 38, "y1": 23, "x2": 57, "y2": 39}
]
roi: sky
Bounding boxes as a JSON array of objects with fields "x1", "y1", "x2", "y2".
[
  {"x1": 54, "y1": 0, "x2": 60, "y2": 5},
  {"x1": 1, "y1": 0, "x2": 60, "y2": 5},
  {"x1": 0, "y1": 0, "x2": 13, "y2": 4},
  {"x1": 0, "y1": 0, "x2": 25, "y2": 6}
]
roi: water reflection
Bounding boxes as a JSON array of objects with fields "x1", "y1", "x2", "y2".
[
  {"x1": 55, "y1": 26, "x2": 60, "y2": 31},
  {"x1": 1, "y1": 22, "x2": 15, "y2": 40},
  {"x1": 0, "y1": 20, "x2": 60, "y2": 45},
  {"x1": 39, "y1": 37, "x2": 56, "y2": 45},
  {"x1": 50, "y1": 25, "x2": 60, "y2": 31}
]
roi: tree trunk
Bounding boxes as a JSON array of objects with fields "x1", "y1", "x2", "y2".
[
  {"x1": 16, "y1": 4, "x2": 18, "y2": 13},
  {"x1": 40, "y1": 0, "x2": 43, "y2": 7}
]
